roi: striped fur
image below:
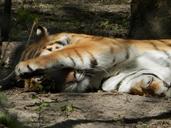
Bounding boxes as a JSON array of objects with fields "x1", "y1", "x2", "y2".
[{"x1": 15, "y1": 31, "x2": 171, "y2": 96}]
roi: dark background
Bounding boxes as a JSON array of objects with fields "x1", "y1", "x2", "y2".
[{"x1": 1, "y1": 0, "x2": 171, "y2": 42}]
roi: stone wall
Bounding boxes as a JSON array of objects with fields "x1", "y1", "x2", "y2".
[
  {"x1": 129, "y1": 0, "x2": 171, "y2": 39},
  {"x1": 9, "y1": 0, "x2": 131, "y2": 40}
]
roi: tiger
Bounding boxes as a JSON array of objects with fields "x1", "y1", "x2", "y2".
[{"x1": 14, "y1": 26, "x2": 171, "y2": 97}]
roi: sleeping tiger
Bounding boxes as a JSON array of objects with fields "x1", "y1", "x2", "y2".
[{"x1": 15, "y1": 26, "x2": 171, "y2": 97}]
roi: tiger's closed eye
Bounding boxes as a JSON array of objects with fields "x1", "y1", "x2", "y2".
[{"x1": 55, "y1": 41, "x2": 65, "y2": 46}]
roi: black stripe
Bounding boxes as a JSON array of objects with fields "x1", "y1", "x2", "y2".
[
  {"x1": 90, "y1": 59, "x2": 98, "y2": 68},
  {"x1": 162, "y1": 51, "x2": 171, "y2": 59},
  {"x1": 34, "y1": 47, "x2": 42, "y2": 57},
  {"x1": 73, "y1": 71, "x2": 77, "y2": 79},
  {"x1": 150, "y1": 42, "x2": 159, "y2": 50},
  {"x1": 113, "y1": 58, "x2": 116, "y2": 63},
  {"x1": 116, "y1": 70, "x2": 143, "y2": 90},
  {"x1": 27, "y1": 65, "x2": 33, "y2": 72},
  {"x1": 150, "y1": 42, "x2": 171, "y2": 59},
  {"x1": 55, "y1": 41, "x2": 68, "y2": 46},
  {"x1": 86, "y1": 50, "x2": 98, "y2": 68},
  {"x1": 112, "y1": 47, "x2": 130, "y2": 67},
  {"x1": 68, "y1": 56, "x2": 76, "y2": 67},
  {"x1": 125, "y1": 47, "x2": 130, "y2": 60},
  {"x1": 29, "y1": 49, "x2": 38, "y2": 59},
  {"x1": 160, "y1": 40, "x2": 171, "y2": 47},
  {"x1": 74, "y1": 49, "x2": 84, "y2": 64}
]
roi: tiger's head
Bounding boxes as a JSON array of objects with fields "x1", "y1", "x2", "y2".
[
  {"x1": 0, "y1": 26, "x2": 78, "y2": 91},
  {"x1": 20, "y1": 26, "x2": 79, "y2": 92}
]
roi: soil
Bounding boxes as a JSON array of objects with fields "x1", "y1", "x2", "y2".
[{"x1": 3, "y1": 88, "x2": 171, "y2": 128}]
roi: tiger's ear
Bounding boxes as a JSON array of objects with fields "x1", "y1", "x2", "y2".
[{"x1": 36, "y1": 26, "x2": 49, "y2": 39}]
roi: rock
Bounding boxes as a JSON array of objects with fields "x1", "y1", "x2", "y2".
[
  {"x1": 4, "y1": 89, "x2": 171, "y2": 128},
  {"x1": 129, "y1": 0, "x2": 171, "y2": 39}
]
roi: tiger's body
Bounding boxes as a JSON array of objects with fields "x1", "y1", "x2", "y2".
[{"x1": 15, "y1": 27, "x2": 171, "y2": 96}]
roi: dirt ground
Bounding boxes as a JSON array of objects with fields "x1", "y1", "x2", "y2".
[{"x1": 3, "y1": 88, "x2": 171, "y2": 128}]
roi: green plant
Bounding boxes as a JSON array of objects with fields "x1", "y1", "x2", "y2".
[
  {"x1": 16, "y1": 7, "x2": 39, "y2": 28},
  {"x1": 0, "y1": 112, "x2": 26, "y2": 128},
  {"x1": 60, "y1": 104, "x2": 75, "y2": 117},
  {"x1": 0, "y1": 93, "x2": 7, "y2": 106},
  {"x1": 36, "y1": 101, "x2": 50, "y2": 128}
]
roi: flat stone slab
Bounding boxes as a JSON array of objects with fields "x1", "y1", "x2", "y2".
[{"x1": 4, "y1": 89, "x2": 171, "y2": 128}]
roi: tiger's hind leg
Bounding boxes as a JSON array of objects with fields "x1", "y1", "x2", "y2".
[
  {"x1": 119, "y1": 74, "x2": 171, "y2": 97},
  {"x1": 129, "y1": 76, "x2": 169, "y2": 96},
  {"x1": 102, "y1": 69, "x2": 171, "y2": 97}
]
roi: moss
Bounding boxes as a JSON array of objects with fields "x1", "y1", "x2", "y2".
[
  {"x1": 0, "y1": 112, "x2": 26, "y2": 128},
  {"x1": 0, "y1": 93, "x2": 7, "y2": 106},
  {"x1": 0, "y1": 93, "x2": 26, "y2": 128}
]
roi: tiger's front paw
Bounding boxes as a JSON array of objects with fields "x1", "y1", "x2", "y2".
[{"x1": 15, "y1": 61, "x2": 45, "y2": 78}]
